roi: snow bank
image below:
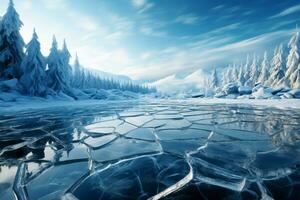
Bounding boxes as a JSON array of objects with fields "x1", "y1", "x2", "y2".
[
  {"x1": 0, "y1": 84, "x2": 142, "y2": 112},
  {"x1": 207, "y1": 83, "x2": 300, "y2": 100}
]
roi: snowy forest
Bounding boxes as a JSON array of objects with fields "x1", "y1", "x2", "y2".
[
  {"x1": 0, "y1": 0, "x2": 155, "y2": 100},
  {"x1": 1, "y1": 0, "x2": 299, "y2": 101},
  {"x1": 205, "y1": 29, "x2": 300, "y2": 98}
]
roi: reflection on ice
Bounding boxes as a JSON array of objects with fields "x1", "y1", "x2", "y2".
[{"x1": 0, "y1": 100, "x2": 300, "y2": 200}]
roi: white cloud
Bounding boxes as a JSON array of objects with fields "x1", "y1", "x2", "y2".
[
  {"x1": 270, "y1": 4, "x2": 300, "y2": 18},
  {"x1": 111, "y1": 14, "x2": 134, "y2": 31},
  {"x1": 104, "y1": 31, "x2": 125, "y2": 41},
  {"x1": 206, "y1": 30, "x2": 291, "y2": 53},
  {"x1": 65, "y1": 10, "x2": 100, "y2": 32},
  {"x1": 122, "y1": 29, "x2": 293, "y2": 82},
  {"x1": 212, "y1": 5, "x2": 225, "y2": 11},
  {"x1": 140, "y1": 26, "x2": 167, "y2": 37},
  {"x1": 175, "y1": 14, "x2": 199, "y2": 25},
  {"x1": 42, "y1": 0, "x2": 68, "y2": 10},
  {"x1": 228, "y1": 6, "x2": 240, "y2": 12},
  {"x1": 77, "y1": 17, "x2": 99, "y2": 31},
  {"x1": 205, "y1": 23, "x2": 241, "y2": 35},
  {"x1": 75, "y1": 45, "x2": 133, "y2": 74},
  {"x1": 131, "y1": 0, "x2": 153, "y2": 13},
  {"x1": 140, "y1": 52, "x2": 153, "y2": 60},
  {"x1": 18, "y1": 1, "x2": 33, "y2": 10},
  {"x1": 132, "y1": 0, "x2": 147, "y2": 8}
]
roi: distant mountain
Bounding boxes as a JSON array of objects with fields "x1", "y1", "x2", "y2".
[
  {"x1": 88, "y1": 69, "x2": 132, "y2": 83},
  {"x1": 151, "y1": 69, "x2": 207, "y2": 94}
]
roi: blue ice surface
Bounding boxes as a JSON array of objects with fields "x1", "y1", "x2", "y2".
[{"x1": 0, "y1": 100, "x2": 299, "y2": 200}]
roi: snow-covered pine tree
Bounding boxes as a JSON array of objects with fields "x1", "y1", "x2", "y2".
[
  {"x1": 243, "y1": 55, "x2": 251, "y2": 85},
  {"x1": 0, "y1": 0, "x2": 25, "y2": 79},
  {"x1": 225, "y1": 65, "x2": 234, "y2": 83},
  {"x1": 19, "y1": 29, "x2": 47, "y2": 96},
  {"x1": 258, "y1": 51, "x2": 270, "y2": 85},
  {"x1": 80, "y1": 68, "x2": 86, "y2": 88},
  {"x1": 71, "y1": 53, "x2": 82, "y2": 88},
  {"x1": 249, "y1": 55, "x2": 259, "y2": 86},
  {"x1": 237, "y1": 64, "x2": 246, "y2": 86},
  {"x1": 268, "y1": 44, "x2": 287, "y2": 87},
  {"x1": 232, "y1": 64, "x2": 239, "y2": 84},
  {"x1": 210, "y1": 68, "x2": 219, "y2": 89},
  {"x1": 285, "y1": 30, "x2": 300, "y2": 88},
  {"x1": 292, "y1": 66, "x2": 300, "y2": 88},
  {"x1": 60, "y1": 39, "x2": 72, "y2": 88},
  {"x1": 47, "y1": 36, "x2": 68, "y2": 92},
  {"x1": 221, "y1": 68, "x2": 228, "y2": 85}
]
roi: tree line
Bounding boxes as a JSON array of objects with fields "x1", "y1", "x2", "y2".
[
  {"x1": 208, "y1": 30, "x2": 300, "y2": 90},
  {"x1": 0, "y1": 0, "x2": 155, "y2": 97}
]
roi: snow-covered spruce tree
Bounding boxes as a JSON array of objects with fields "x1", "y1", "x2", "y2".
[
  {"x1": 210, "y1": 68, "x2": 219, "y2": 90},
  {"x1": 226, "y1": 65, "x2": 234, "y2": 83},
  {"x1": 249, "y1": 55, "x2": 260, "y2": 86},
  {"x1": 268, "y1": 44, "x2": 287, "y2": 87},
  {"x1": 47, "y1": 36, "x2": 68, "y2": 92},
  {"x1": 19, "y1": 30, "x2": 47, "y2": 96},
  {"x1": 221, "y1": 71, "x2": 225, "y2": 85},
  {"x1": 0, "y1": 0, "x2": 25, "y2": 79},
  {"x1": 243, "y1": 55, "x2": 251, "y2": 86},
  {"x1": 71, "y1": 53, "x2": 82, "y2": 88},
  {"x1": 285, "y1": 31, "x2": 300, "y2": 88},
  {"x1": 232, "y1": 64, "x2": 239, "y2": 84},
  {"x1": 221, "y1": 67, "x2": 232, "y2": 85},
  {"x1": 80, "y1": 69, "x2": 86, "y2": 88},
  {"x1": 258, "y1": 51, "x2": 270, "y2": 85},
  {"x1": 60, "y1": 39, "x2": 72, "y2": 88},
  {"x1": 237, "y1": 64, "x2": 246, "y2": 86},
  {"x1": 293, "y1": 66, "x2": 300, "y2": 88}
]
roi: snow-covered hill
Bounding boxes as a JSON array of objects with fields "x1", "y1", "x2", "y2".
[
  {"x1": 151, "y1": 69, "x2": 207, "y2": 94},
  {"x1": 88, "y1": 69, "x2": 132, "y2": 83}
]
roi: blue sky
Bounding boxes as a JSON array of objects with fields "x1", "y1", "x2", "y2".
[{"x1": 0, "y1": 0, "x2": 299, "y2": 81}]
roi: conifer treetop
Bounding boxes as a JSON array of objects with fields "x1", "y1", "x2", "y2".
[{"x1": 2, "y1": 0, "x2": 23, "y2": 36}]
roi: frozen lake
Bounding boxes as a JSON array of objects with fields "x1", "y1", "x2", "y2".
[{"x1": 0, "y1": 100, "x2": 300, "y2": 200}]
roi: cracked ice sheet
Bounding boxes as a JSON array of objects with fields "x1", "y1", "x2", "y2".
[
  {"x1": 25, "y1": 161, "x2": 88, "y2": 200},
  {"x1": 0, "y1": 100, "x2": 300, "y2": 200},
  {"x1": 71, "y1": 154, "x2": 190, "y2": 200},
  {"x1": 90, "y1": 137, "x2": 162, "y2": 163}
]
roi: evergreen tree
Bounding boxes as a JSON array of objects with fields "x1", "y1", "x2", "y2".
[
  {"x1": 221, "y1": 68, "x2": 228, "y2": 85},
  {"x1": 243, "y1": 55, "x2": 251, "y2": 85},
  {"x1": 249, "y1": 55, "x2": 259, "y2": 85},
  {"x1": 232, "y1": 64, "x2": 239, "y2": 84},
  {"x1": 71, "y1": 53, "x2": 82, "y2": 88},
  {"x1": 0, "y1": 0, "x2": 25, "y2": 79},
  {"x1": 226, "y1": 65, "x2": 234, "y2": 83},
  {"x1": 19, "y1": 30, "x2": 47, "y2": 96},
  {"x1": 210, "y1": 68, "x2": 219, "y2": 89},
  {"x1": 292, "y1": 66, "x2": 300, "y2": 88},
  {"x1": 238, "y1": 65, "x2": 246, "y2": 86},
  {"x1": 258, "y1": 51, "x2": 270, "y2": 85},
  {"x1": 285, "y1": 30, "x2": 300, "y2": 88},
  {"x1": 47, "y1": 36, "x2": 67, "y2": 92},
  {"x1": 60, "y1": 39, "x2": 72, "y2": 88},
  {"x1": 267, "y1": 45, "x2": 286, "y2": 87}
]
